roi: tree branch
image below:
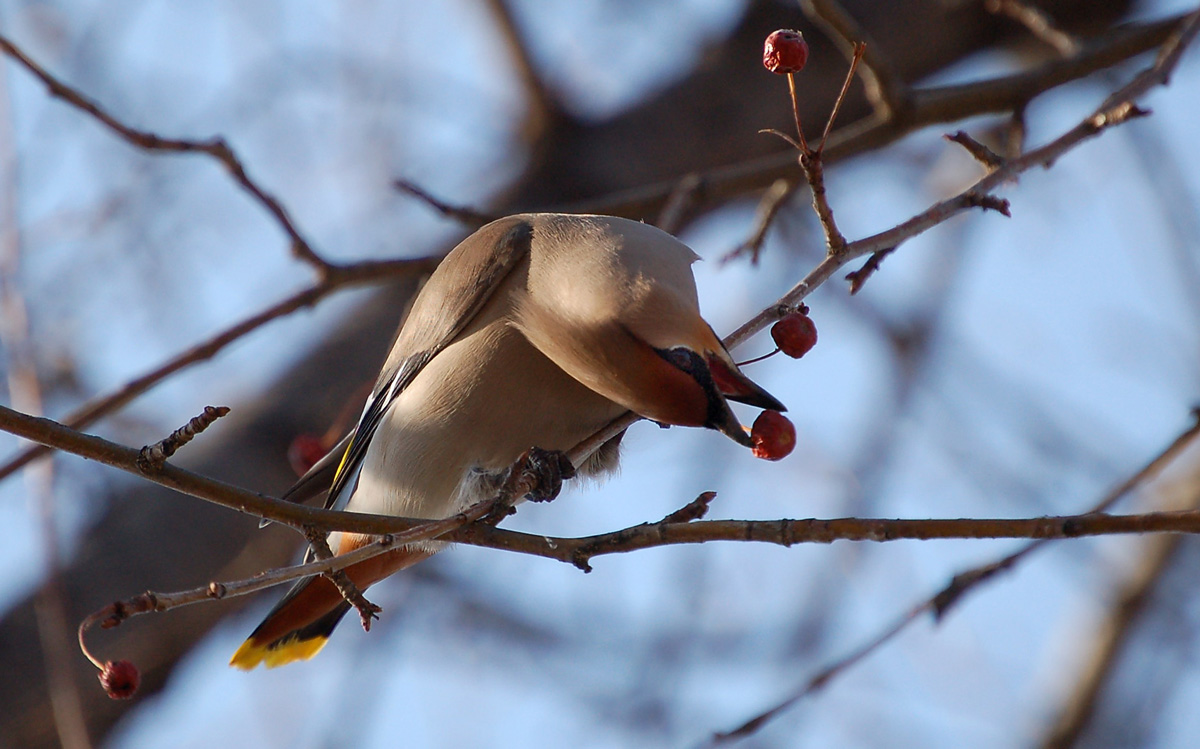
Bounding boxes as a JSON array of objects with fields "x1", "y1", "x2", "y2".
[
  {"x1": 7, "y1": 405, "x2": 1200, "y2": 564},
  {"x1": 0, "y1": 2, "x2": 1190, "y2": 595},
  {"x1": 572, "y1": 13, "x2": 1186, "y2": 221},
  {"x1": 0, "y1": 34, "x2": 330, "y2": 273},
  {"x1": 707, "y1": 410, "x2": 1200, "y2": 745},
  {"x1": 987, "y1": 0, "x2": 1082, "y2": 57},
  {"x1": 0, "y1": 255, "x2": 438, "y2": 484},
  {"x1": 560, "y1": 12, "x2": 1199, "y2": 468},
  {"x1": 802, "y1": 0, "x2": 911, "y2": 120}
]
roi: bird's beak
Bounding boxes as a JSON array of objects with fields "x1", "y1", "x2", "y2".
[
  {"x1": 704, "y1": 353, "x2": 786, "y2": 411},
  {"x1": 702, "y1": 352, "x2": 785, "y2": 447},
  {"x1": 653, "y1": 346, "x2": 785, "y2": 448}
]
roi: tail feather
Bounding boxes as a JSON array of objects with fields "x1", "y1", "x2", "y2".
[
  {"x1": 230, "y1": 601, "x2": 350, "y2": 669},
  {"x1": 230, "y1": 543, "x2": 430, "y2": 670}
]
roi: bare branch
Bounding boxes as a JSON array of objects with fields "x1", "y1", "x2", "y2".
[
  {"x1": 475, "y1": 506, "x2": 1200, "y2": 568},
  {"x1": 800, "y1": 148, "x2": 847, "y2": 252},
  {"x1": 945, "y1": 130, "x2": 1006, "y2": 169},
  {"x1": 987, "y1": 0, "x2": 1082, "y2": 57},
  {"x1": 0, "y1": 255, "x2": 439, "y2": 484},
  {"x1": 575, "y1": 14, "x2": 1186, "y2": 221},
  {"x1": 718, "y1": 12, "x2": 1197, "y2": 349},
  {"x1": 721, "y1": 179, "x2": 797, "y2": 265},
  {"x1": 660, "y1": 491, "x2": 717, "y2": 525},
  {"x1": 135, "y1": 406, "x2": 230, "y2": 471},
  {"x1": 705, "y1": 412, "x2": 1200, "y2": 744},
  {"x1": 393, "y1": 178, "x2": 496, "y2": 228},
  {"x1": 0, "y1": 105, "x2": 92, "y2": 744},
  {"x1": 75, "y1": 491, "x2": 508, "y2": 643},
  {"x1": 481, "y1": 0, "x2": 564, "y2": 141},
  {"x1": 656, "y1": 173, "x2": 705, "y2": 235},
  {"x1": 1039, "y1": 532, "x2": 1185, "y2": 749},
  {"x1": 8, "y1": 404, "x2": 1200, "y2": 562},
  {"x1": 802, "y1": 0, "x2": 911, "y2": 120},
  {"x1": 0, "y1": 34, "x2": 329, "y2": 273},
  {"x1": 818, "y1": 42, "x2": 866, "y2": 153},
  {"x1": 844, "y1": 246, "x2": 895, "y2": 295},
  {"x1": 302, "y1": 527, "x2": 381, "y2": 631}
]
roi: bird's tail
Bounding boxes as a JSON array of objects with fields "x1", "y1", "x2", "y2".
[{"x1": 229, "y1": 541, "x2": 430, "y2": 669}]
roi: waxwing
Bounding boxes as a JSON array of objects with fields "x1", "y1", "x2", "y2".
[{"x1": 231, "y1": 213, "x2": 785, "y2": 669}]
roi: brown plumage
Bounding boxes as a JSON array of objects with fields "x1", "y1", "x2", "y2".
[{"x1": 231, "y1": 214, "x2": 784, "y2": 669}]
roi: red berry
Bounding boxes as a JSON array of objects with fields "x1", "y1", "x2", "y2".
[
  {"x1": 99, "y1": 659, "x2": 140, "y2": 700},
  {"x1": 287, "y1": 433, "x2": 328, "y2": 476},
  {"x1": 751, "y1": 410, "x2": 796, "y2": 461},
  {"x1": 771, "y1": 312, "x2": 818, "y2": 358},
  {"x1": 763, "y1": 29, "x2": 808, "y2": 75}
]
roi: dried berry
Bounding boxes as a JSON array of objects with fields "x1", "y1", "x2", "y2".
[
  {"x1": 287, "y1": 433, "x2": 328, "y2": 476},
  {"x1": 763, "y1": 29, "x2": 809, "y2": 75},
  {"x1": 771, "y1": 312, "x2": 818, "y2": 358},
  {"x1": 751, "y1": 410, "x2": 796, "y2": 461},
  {"x1": 99, "y1": 659, "x2": 140, "y2": 700}
]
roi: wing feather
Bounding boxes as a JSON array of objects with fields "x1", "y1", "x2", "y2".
[{"x1": 318, "y1": 217, "x2": 535, "y2": 511}]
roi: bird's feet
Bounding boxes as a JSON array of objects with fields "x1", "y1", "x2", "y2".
[{"x1": 504, "y1": 447, "x2": 577, "y2": 503}]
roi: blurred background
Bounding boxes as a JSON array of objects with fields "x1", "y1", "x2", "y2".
[{"x1": 2, "y1": 0, "x2": 1199, "y2": 746}]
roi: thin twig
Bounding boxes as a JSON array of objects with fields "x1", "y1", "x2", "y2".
[
  {"x1": 661, "y1": 491, "x2": 717, "y2": 524},
  {"x1": 720, "y1": 179, "x2": 797, "y2": 265},
  {"x1": 492, "y1": 507, "x2": 1200, "y2": 568},
  {"x1": 735, "y1": 349, "x2": 781, "y2": 367},
  {"x1": 0, "y1": 91, "x2": 91, "y2": 744},
  {"x1": 136, "y1": 406, "x2": 230, "y2": 471},
  {"x1": 799, "y1": 149, "x2": 847, "y2": 253},
  {"x1": 844, "y1": 247, "x2": 894, "y2": 295},
  {"x1": 0, "y1": 255, "x2": 439, "y2": 484},
  {"x1": 75, "y1": 491, "x2": 506, "y2": 636},
  {"x1": 786, "y1": 43, "x2": 867, "y2": 258},
  {"x1": 818, "y1": 42, "x2": 865, "y2": 153},
  {"x1": 945, "y1": 130, "x2": 1007, "y2": 169},
  {"x1": 481, "y1": 0, "x2": 563, "y2": 141},
  {"x1": 393, "y1": 178, "x2": 495, "y2": 228},
  {"x1": 802, "y1": 0, "x2": 910, "y2": 119},
  {"x1": 571, "y1": 14, "x2": 1185, "y2": 222},
  {"x1": 656, "y1": 173, "x2": 705, "y2": 235},
  {"x1": 1040, "y1": 531, "x2": 1186, "y2": 749},
  {"x1": 303, "y1": 527, "x2": 381, "y2": 630},
  {"x1": 703, "y1": 412, "x2": 1200, "y2": 745},
  {"x1": 987, "y1": 0, "x2": 1082, "y2": 57},
  {"x1": 0, "y1": 34, "x2": 329, "y2": 274},
  {"x1": 9, "y1": 404, "x2": 1200, "y2": 558}
]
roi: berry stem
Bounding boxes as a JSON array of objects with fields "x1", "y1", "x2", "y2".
[
  {"x1": 787, "y1": 73, "x2": 810, "y2": 154},
  {"x1": 77, "y1": 618, "x2": 104, "y2": 670},
  {"x1": 736, "y1": 348, "x2": 781, "y2": 367}
]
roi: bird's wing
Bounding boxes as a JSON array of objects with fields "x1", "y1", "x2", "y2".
[
  {"x1": 319, "y1": 216, "x2": 535, "y2": 513},
  {"x1": 276, "y1": 431, "x2": 354, "y2": 508}
]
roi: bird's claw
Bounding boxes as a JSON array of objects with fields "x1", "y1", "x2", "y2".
[{"x1": 506, "y1": 447, "x2": 576, "y2": 503}]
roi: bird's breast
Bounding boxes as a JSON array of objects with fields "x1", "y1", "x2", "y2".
[{"x1": 349, "y1": 318, "x2": 625, "y2": 521}]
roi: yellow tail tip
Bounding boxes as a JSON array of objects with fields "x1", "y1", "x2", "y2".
[{"x1": 229, "y1": 635, "x2": 329, "y2": 670}]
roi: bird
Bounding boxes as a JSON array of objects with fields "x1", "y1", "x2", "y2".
[{"x1": 230, "y1": 213, "x2": 785, "y2": 669}]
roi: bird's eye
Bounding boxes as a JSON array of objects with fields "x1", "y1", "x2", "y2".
[{"x1": 658, "y1": 346, "x2": 699, "y2": 374}]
